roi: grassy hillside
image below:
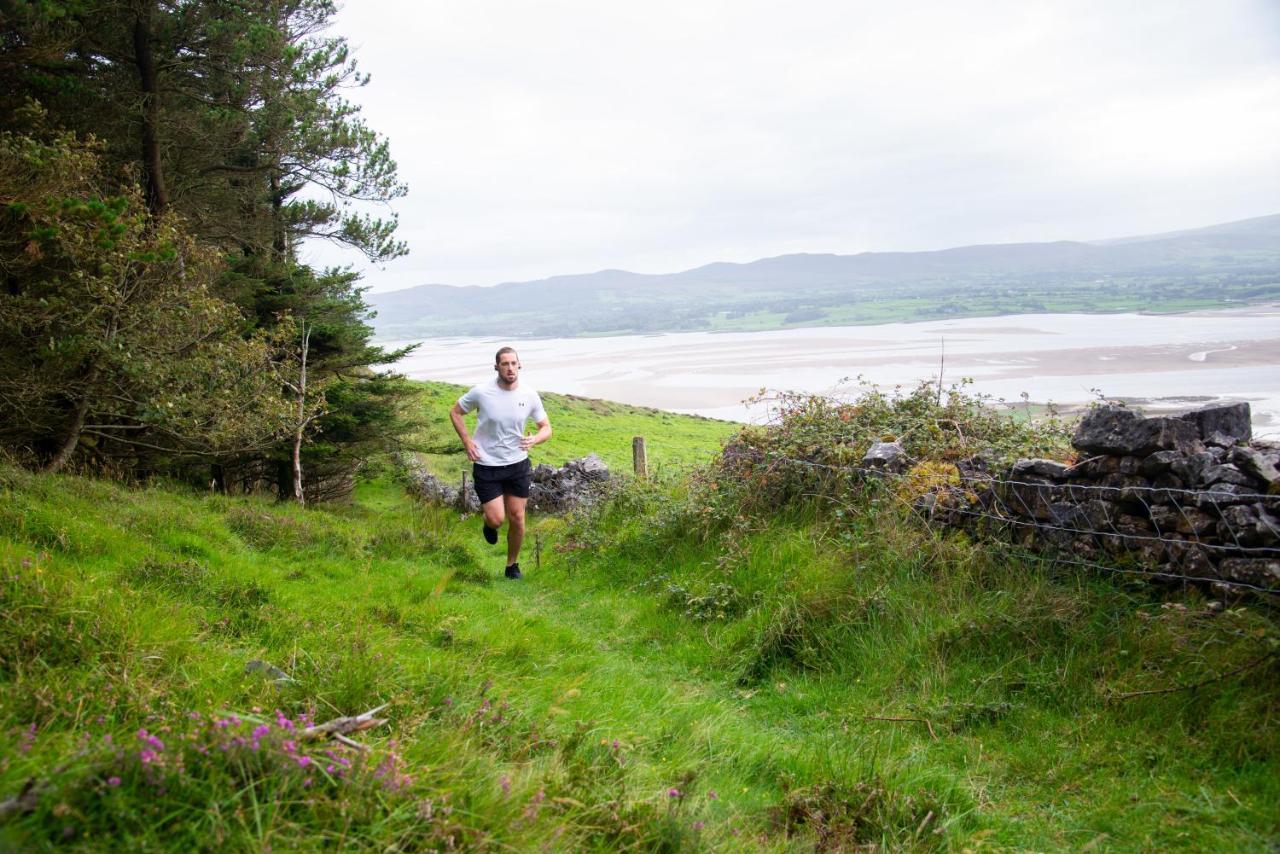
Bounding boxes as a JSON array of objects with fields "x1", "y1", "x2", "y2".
[
  {"x1": 408, "y1": 380, "x2": 740, "y2": 477},
  {"x1": 2, "y1": 392, "x2": 1278, "y2": 850}
]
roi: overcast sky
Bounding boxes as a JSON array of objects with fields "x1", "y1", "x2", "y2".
[{"x1": 306, "y1": 1, "x2": 1280, "y2": 292}]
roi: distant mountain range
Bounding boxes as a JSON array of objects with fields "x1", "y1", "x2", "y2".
[{"x1": 369, "y1": 213, "x2": 1280, "y2": 339}]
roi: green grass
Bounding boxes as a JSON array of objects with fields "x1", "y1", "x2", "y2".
[
  {"x1": 408, "y1": 379, "x2": 740, "y2": 478},
  {"x1": 1, "y1": 396, "x2": 1278, "y2": 850}
]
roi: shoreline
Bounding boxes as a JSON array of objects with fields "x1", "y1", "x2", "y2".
[{"x1": 386, "y1": 306, "x2": 1280, "y2": 435}]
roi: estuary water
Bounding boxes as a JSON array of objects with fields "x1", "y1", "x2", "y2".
[{"x1": 385, "y1": 306, "x2": 1280, "y2": 435}]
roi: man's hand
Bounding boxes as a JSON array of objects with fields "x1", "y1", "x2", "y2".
[
  {"x1": 521, "y1": 419, "x2": 552, "y2": 451},
  {"x1": 450, "y1": 403, "x2": 481, "y2": 462}
]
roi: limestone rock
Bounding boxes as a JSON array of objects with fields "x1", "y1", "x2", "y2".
[
  {"x1": 1011, "y1": 458, "x2": 1070, "y2": 481},
  {"x1": 1073, "y1": 405, "x2": 1202, "y2": 456},
  {"x1": 862, "y1": 441, "x2": 910, "y2": 474},
  {"x1": 1232, "y1": 447, "x2": 1280, "y2": 488},
  {"x1": 1200, "y1": 463, "x2": 1254, "y2": 489},
  {"x1": 1179, "y1": 401, "x2": 1251, "y2": 447},
  {"x1": 1217, "y1": 558, "x2": 1280, "y2": 591},
  {"x1": 1171, "y1": 451, "x2": 1218, "y2": 487},
  {"x1": 528, "y1": 454, "x2": 612, "y2": 513}
]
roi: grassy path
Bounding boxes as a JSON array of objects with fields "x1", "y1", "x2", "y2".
[{"x1": 2, "y1": 404, "x2": 1278, "y2": 849}]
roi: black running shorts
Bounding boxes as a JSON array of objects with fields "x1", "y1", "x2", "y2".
[{"x1": 473, "y1": 459, "x2": 533, "y2": 503}]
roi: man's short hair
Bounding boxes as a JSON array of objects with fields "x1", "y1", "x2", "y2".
[{"x1": 495, "y1": 346, "x2": 518, "y2": 364}]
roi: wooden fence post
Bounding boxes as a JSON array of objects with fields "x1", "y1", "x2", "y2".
[{"x1": 632, "y1": 436, "x2": 648, "y2": 478}]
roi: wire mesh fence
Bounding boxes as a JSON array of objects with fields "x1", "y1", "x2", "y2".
[{"x1": 737, "y1": 448, "x2": 1280, "y2": 597}]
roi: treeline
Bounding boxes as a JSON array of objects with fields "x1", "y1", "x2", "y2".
[{"x1": 0, "y1": 0, "x2": 417, "y2": 501}]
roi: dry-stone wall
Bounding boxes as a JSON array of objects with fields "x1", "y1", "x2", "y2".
[
  {"x1": 921, "y1": 402, "x2": 1280, "y2": 597},
  {"x1": 409, "y1": 454, "x2": 612, "y2": 515}
]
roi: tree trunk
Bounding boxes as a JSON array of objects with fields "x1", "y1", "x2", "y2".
[
  {"x1": 292, "y1": 426, "x2": 304, "y2": 506},
  {"x1": 133, "y1": 3, "x2": 169, "y2": 217},
  {"x1": 43, "y1": 392, "x2": 91, "y2": 474},
  {"x1": 292, "y1": 322, "x2": 311, "y2": 506}
]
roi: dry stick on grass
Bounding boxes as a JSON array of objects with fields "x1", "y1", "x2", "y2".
[
  {"x1": 1108, "y1": 653, "x2": 1277, "y2": 702},
  {"x1": 300, "y1": 704, "x2": 391, "y2": 751},
  {"x1": 864, "y1": 715, "x2": 939, "y2": 741}
]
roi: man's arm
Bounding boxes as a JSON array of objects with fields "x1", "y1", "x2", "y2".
[
  {"x1": 520, "y1": 417, "x2": 552, "y2": 450},
  {"x1": 449, "y1": 403, "x2": 481, "y2": 462}
]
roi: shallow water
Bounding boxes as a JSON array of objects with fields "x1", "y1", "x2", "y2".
[{"x1": 384, "y1": 306, "x2": 1280, "y2": 436}]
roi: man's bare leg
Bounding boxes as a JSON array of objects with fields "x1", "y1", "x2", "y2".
[
  {"x1": 482, "y1": 496, "x2": 505, "y2": 532},
  {"x1": 504, "y1": 493, "x2": 527, "y2": 567}
]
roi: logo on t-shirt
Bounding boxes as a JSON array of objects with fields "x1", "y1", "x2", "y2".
[{"x1": 519, "y1": 402, "x2": 526, "y2": 407}]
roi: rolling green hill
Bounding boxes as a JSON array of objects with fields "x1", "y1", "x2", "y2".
[
  {"x1": 2, "y1": 391, "x2": 1277, "y2": 850},
  {"x1": 371, "y1": 213, "x2": 1280, "y2": 338}
]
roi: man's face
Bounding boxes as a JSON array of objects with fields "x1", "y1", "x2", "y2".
[{"x1": 495, "y1": 353, "x2": 520, "y2": 385}]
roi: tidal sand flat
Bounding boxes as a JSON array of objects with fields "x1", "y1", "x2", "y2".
[{"x1": 388, "y1": 306, "x2": 1280, "y2": 434}]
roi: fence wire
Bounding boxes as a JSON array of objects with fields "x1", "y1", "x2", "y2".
[{"x1": 741, "y1": 450, "x2": 1280, "y2": 596}]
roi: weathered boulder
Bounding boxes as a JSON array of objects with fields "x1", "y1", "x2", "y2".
[
  {"x1": 1200, "y1": 463, "x2": 1254, "y2": 489},
  {"x1": 1170, "y1": 451, "x2": 1218, "y2": 487},
  {"x1": 862, "y1": 441, "x2": 910, "y2": 474},
  {"x1": 1232, "y1": 447, "x2": 1280, "y2": 488},
  {"x1": 1179, "y1": 401, "x2": 1252, "y2": 447},
  {"x1": 1011, "y1": 459, "x2": 1070, "y2": 481},
  {"x1": 1191, "y1": 484, "x2": 1258, "y2": 509},
  {"x1": 1073, "y1": 405, "x2": 1202, "y2": 456},
  {"x1": 1217, "y1": 504, "x2": 1280, "y2": 546},
  {"x1": 1217, "y1": 558, "x2": 1280, "y2": 590},
  {"x1": 1072, "y1": 405, "x2": 1142, "y2": 454}
]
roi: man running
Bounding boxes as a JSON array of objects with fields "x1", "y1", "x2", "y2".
[{"x1": 449, "y1": 346, "x2": 552, "y2": 579}]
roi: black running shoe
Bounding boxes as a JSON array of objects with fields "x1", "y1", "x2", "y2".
[
  {"x1": 504, "y1": 563, "x2": 522, "y2": 580},
  {"x1": 483, "y1": 524, "x2": 498, "y2": 545}
]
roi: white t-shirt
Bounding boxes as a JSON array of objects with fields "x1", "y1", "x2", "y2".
[{"x1": 456, "y1": 380, "x2": 548, "y2": 466}]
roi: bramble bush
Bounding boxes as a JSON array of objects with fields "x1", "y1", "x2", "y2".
[{"x1": 699, "y1": 380, "x2": 1071, "y2": 528}]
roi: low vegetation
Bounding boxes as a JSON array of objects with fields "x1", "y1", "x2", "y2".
[{"x1": 2, "y1": 388, "x2": 1277, "y2": 850}]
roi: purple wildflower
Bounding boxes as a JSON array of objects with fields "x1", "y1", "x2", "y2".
[
  {"x1": 136, "y1": 730, "x2": 165, "y2": 752},
  {"x1": 668, "y1": 788, "x2": 681, "y2": 799},
  {"x1": 107, "y1": 776, "x2": 121, "y2": 787}
]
